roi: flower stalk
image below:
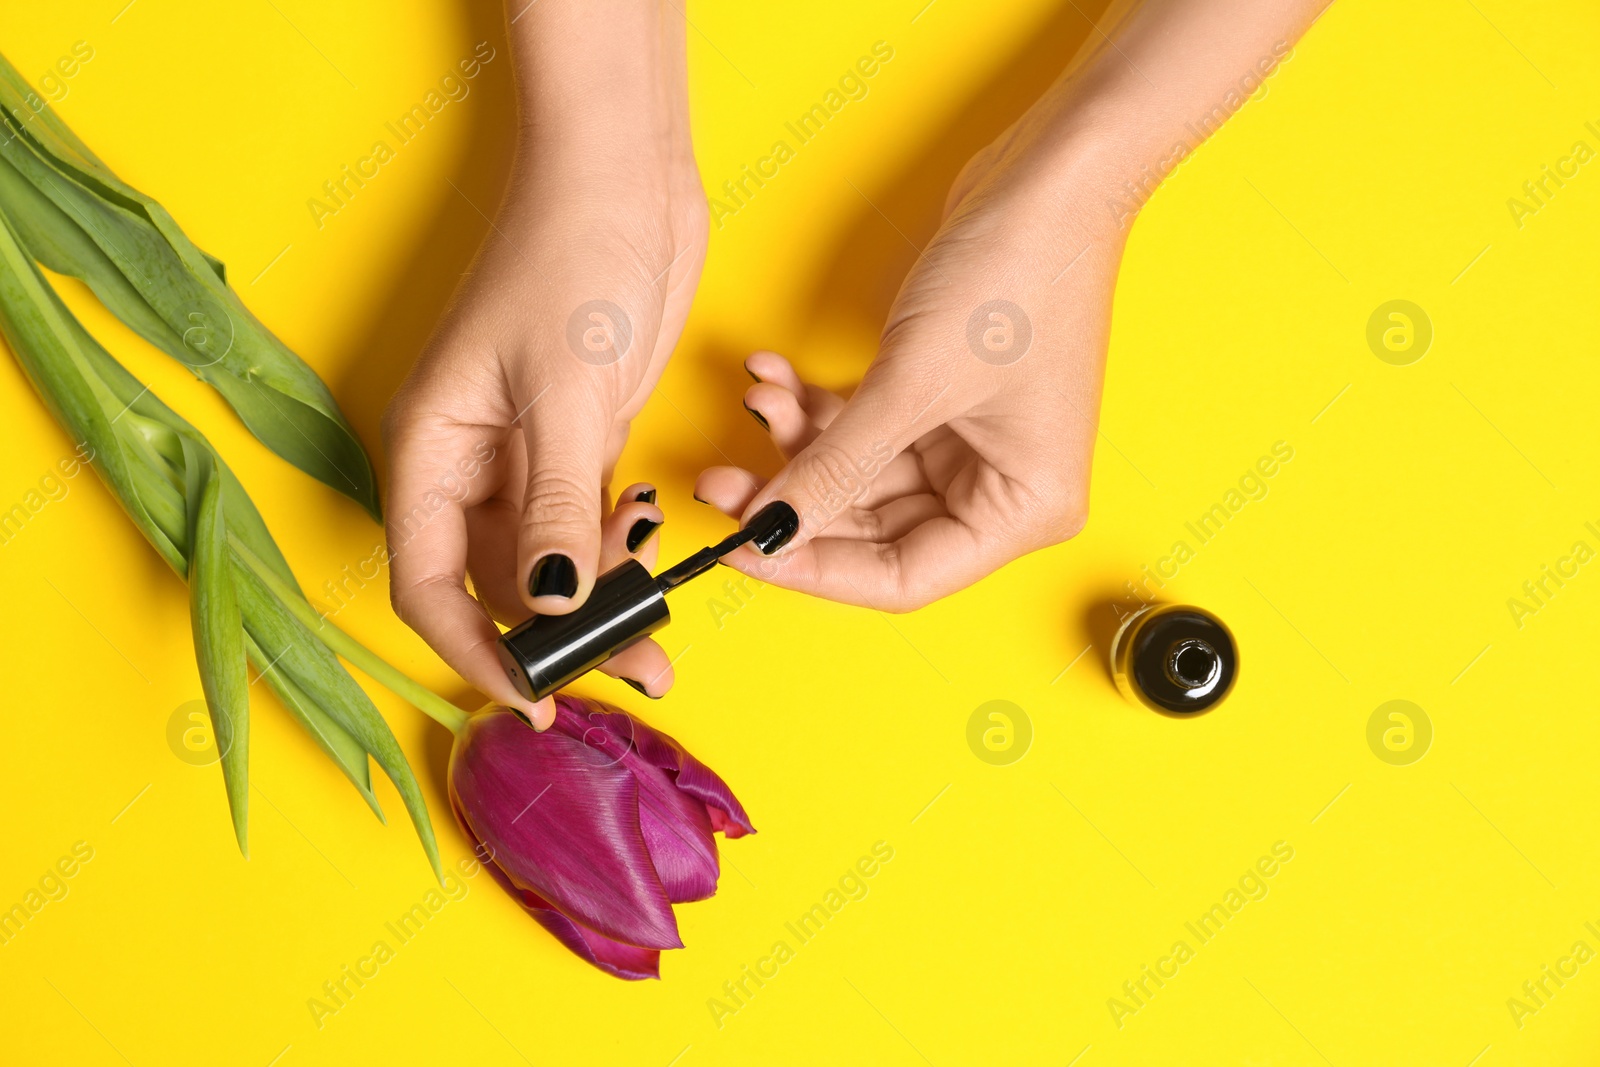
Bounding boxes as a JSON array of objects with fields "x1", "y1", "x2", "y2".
[{"x1": 229, "y1": 535, "x2": 469, "y2": 735}]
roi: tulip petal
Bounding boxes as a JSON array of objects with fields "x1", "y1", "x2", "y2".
[
  {"x1": 552, "y1": 696, "x2": 756, "y2": 839},
  {"x1": 453, "y1": 798, "x2": 661, "y2": 980},
  {"x1": 450, "y1": 709, "x2": 681, "y2": 950},
  {"x1": 634, "y1": 763, "x2": 721, "y2": 903},
  {"x1": 522, "y1": 897, "x2": 663, "y2": 981}
]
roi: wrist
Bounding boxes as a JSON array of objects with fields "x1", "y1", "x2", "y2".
[
  {"x1": 509, "y1": 2, "x2": 688, "y2": 169},
  {"x1": 1016, "y1": 14, "x2": 1306, "y2": 243}
]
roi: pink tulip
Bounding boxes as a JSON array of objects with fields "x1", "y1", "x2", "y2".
[{"x1": 448, "y1": 695, "x2": 754, "y2": 979}]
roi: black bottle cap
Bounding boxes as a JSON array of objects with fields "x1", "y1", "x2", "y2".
[
  {"x1": 496, "y1": 559, "x2": 669, "y2": 702},
  {"x1": 1111, "y1": 604, "x2": 1238, "y2": 715}
]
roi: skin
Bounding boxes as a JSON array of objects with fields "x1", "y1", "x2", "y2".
[{"x1": 384, "y1": 0, "x2": 1330, "y2": 725}]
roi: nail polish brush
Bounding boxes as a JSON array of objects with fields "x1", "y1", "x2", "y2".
[{"x1": 497, "y1": 501, "x2": 796, "y2": 702}]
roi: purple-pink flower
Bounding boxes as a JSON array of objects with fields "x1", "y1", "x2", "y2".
[{"x1": 448, "y1": 695, "x2": 754, "y2": 979}]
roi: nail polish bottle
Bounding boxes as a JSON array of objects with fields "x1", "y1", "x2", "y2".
[
  {"x1": 1109, "y1": 603, "x2": 1238, "y2": 716},
  {"x1": 498, "y1": 502, "x2": 796, "y2": 702}
]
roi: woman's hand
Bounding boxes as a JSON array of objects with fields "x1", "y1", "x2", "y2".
[
  {"x1": 697, "y1": 111, "x2": 1121, "y2": 610},
  {"x1": 699, "y1": 0, "x2": 1326, "y2": 611},
  {"x1": 383, "y1": 3, "x2": 703, "y2": 725}
]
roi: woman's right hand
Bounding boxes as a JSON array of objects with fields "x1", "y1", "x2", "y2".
[{"x1": 382, "y1": 5, "x2": 705, "y2": 727}]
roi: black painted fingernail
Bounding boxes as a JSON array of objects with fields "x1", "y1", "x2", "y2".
[
  {"x1": 693, "y1": 493, "x2": 708, "y2": 504},
  {"x1": 743, "y1": 401, "x2": 769, "y2": 430},
  {"x1": 626, "y1": 517, "x2": 661, "y2": 553},
  {"x1": 528, "y1": 554, "x2": 578, "y2": 599},
  {"x1": 635, "y1": 488, "x2": 657, "y2": 504},
  {"x1": 744, "y1": 500, "x2": 798, "y2": 555},
  {"x1": 745, "y1": 363, "x2": 762, "y2": 383},
  {"x1": 622, "y1": 677, "x2": 659, "y2": 699}
]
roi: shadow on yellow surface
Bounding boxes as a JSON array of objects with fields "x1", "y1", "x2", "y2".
[
  {"x1": 800, "y1": 0, "x2": 1113, "y2": 346},
  {"x1": 331, "y1": 0, "x2": 518, "y2": 465}
]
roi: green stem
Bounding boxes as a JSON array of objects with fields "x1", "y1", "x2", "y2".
[{"x1": 229, "y1": 533, "x2": 470, "y2": 734}]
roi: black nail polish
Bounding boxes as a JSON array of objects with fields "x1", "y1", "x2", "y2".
[
  {"x1": 1110, "y1": 604, "x2": 1238, "y2": 716},
  {"x1": 744, "y1": 500, "x2": 798, "y2": 555},
  {"x1": 528, "y1": 554, "x2": 578, "y2": 599},
  {"x1": 626, "y1": 518, "x2": 661, "y2": 553},
  {"x1": 635, "y1": 488, "x2": 657, "y2": 504},
  {"x1": 692, "y1": 493, "x2": 708, "y2": 504},
  {"x1": 743, "y1": 402, "x2": 768, "y2": 430},
  {"x1": 745, "y1": 364, "x2": 762, "y2": 383},
  {"x1": 622, "y1": 677, "x2": 658, "y2": 699}
]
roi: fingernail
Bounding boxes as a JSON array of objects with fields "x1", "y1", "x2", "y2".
[
  {"x1": 626, "y1": 517, "x2": 661, "y2": 553},
  {"x1": 622, "y1": 678, "x2": 659, "y2": 699},
  {"x1": 528, "y1": 554, "x2": 578, "y2": 599},
  {"x1": 743, "y1": 500, "x2": 798, "y2": 555},
  {"x1": 743, "y1": 401, "x2": 768, "y2": 430},
  {"x1": 693, "y1": 493, "x2": 708, "y2": 505},
  {"x1": 635, "y1": 487, "x2": 657, "y2": 504},
  {"x1": 745, "y1": 362, "x2": 762, "y2": 383},
  {"x1": 510, "y1": 705, "x2": 550, "y2": 731}
]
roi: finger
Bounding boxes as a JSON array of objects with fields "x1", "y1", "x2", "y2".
[
  {"x1": 701, "y1": 436, "x2": 930, "y2": 518},
  {"x1": 745, "y1": 351, "x2": 847, "y2": 430},
  {"x1": 695, "y1": 466, "x2": 763, "y2": 518},
  {"x1": 463, "y1": 431, "x2": 529, "y2": 626},
  {"x1": 697, "y1": 462, "x2": 934, "y2": 545},
  {"x1": 743, "y1": 383, "x2": 815, "y2": 459},
  {"x1": 799, "y1": 383, "x2": 847, "y2": 430},
  {"x1": 595, "y1": 637, "x2": 675, "y2": 698},
  {"x1": 612, "y1": 481, "x2": 658, "y2": 514},
  {"x1": 464, "y1": 495, "x2": 527, "y2": 625},
  {"x1": 737, "y1": 359, "x2": 948, "y2": 554},
  {"x1": 744, "y1": 350, "x2": 805, "y2": 393},
  {"x1": 385, "y1": 425, "x2": 548, "y2": 724},
  {"x1": 601, "y1": 484, "x2": 665, "y2": 567},
  {"x1": 722, "y1": 517, "x2": 1016, "y2": 612},
  {"x1": 859, "y1": 493, "x2": 948, "y2": 543},
  {"x1": 515, "y1": 383, "x2": 608, "y2": 614}
]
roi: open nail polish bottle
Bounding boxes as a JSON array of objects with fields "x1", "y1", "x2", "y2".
[
  {"x1": 1109, "y1": 603, "x2": 1238, "y2": 716},
  {"x1": 497, "y1": 501, "x2": 796, "y2": 702}
]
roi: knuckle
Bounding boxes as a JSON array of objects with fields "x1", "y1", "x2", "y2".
[
  {"x1": 389, "y1": 570, "x2": 448, "y2": 626},
  {"x1": 880, "y1": 544, "x2": 932, "y2": 613},
  {"x1": 795, "y1": 441, "x2": 872, "y2": 528},
  {"x1": 1014, "y1": 476, "x2": 1088, "y2": 548},
  {"x1": 521, "y1": 476, "x2": 597, "y2": 532},
  {"x1": 1042, "y1": 486, "x2": 1090, "y2": 544},
  {"x1": 850, "y1": 506, "x2": 885, "y2": 544},
  {"x1": 1053, "y1": 500, "x2": 1089, "y2": 542}
]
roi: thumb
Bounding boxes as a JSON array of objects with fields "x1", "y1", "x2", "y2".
[
  {"x1": 741, "y1": 361, "x2": 946, "y2": 554},
  {"x1": 517, "y1": 384, "x2": 608, "y2": 613}
]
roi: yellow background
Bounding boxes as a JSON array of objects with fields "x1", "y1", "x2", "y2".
[{"x1": 2, "y1": 1, "x2": 1597, "y2": 1063}]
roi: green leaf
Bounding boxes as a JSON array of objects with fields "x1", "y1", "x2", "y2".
[
  {"x1": 2, "y1": 209, "x2": 435, "y2": 875},
  {"x1": 52, "y1": 282, "x2": 304, "y2": 595},
  {"x1": 182, "y1": 439, "x2": 250, "y2": 855},
  {"x1": 0, "y1": 153, "x2": 179, "y2": 351},
  {"x1": 0, "y1": 213, "x2": 182, "y2": 565},
  {"x1": 233, "y1": 558, "x2": 442, "y2": 880},
  {"x1": 245, "y1": 633, "x2": 384, "y2": 823},
  {"x1": 0, "y1": 56, "x2": 381, "y2": 521},
  {"x1": 0, "y1": 55, "x2": 227, "y2": 284}
]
